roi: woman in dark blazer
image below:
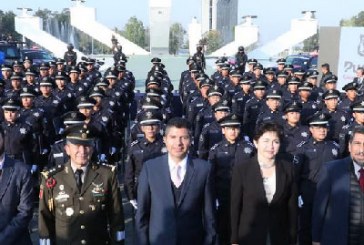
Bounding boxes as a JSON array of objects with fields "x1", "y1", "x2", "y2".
[{"x1": 230, "y1": 122, "x2": 297, "y2": 245}]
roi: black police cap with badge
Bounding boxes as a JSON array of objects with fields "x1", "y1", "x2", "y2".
[
  {"x1": 323, "y1": 74, "x2": 338, "y2": 84},
  {"x1": 105, "y1": 71, "x2": 117, "y2": 79},
  {"x1": 146, "y1": 75, "x2": 162, "y2": 87},
  {"x1": 342, "y1": 81, "x2": 358, "y2": 91},
  {"x1": 25, "y1": 68, "x2": 36, "y2": 76},
  {"x1": 253, "y1": 80, "x2": 267, "y2": 90},
  {"x1": 298, "y1": 82, "x2": 313, "y2": 91},
  {"x1": 284, "y1": 64, "x2": 294, "y2": 71},
  {"x1": 247, "y1": 58, "x2": 258, "y2": 65},
  {"x1": 2, "y1": 98, "x2": 21, "y2": 111},
  {"x1": 276, "y1": 58, "x2": 286, "y2": 65},
  {"x1": 293, "y1": 68, "x2": 306, "y2": 76},
  {"x1": 218, "y1": 113, "x2": 241, "y2": 127},
  {"x1": 287, "y1": 77, "x2": 301, "y2": 85},
  {"x1": 264, "y1": 67, "x2": 275, "y2": 75},
  {"x1": 284, "y1": 101, "x2": 302, "y2": 113},
  {"x1": 253, "y1": 63, "x2": 263, "y2": 70},
  {"x1": 39, "y1": 77, "x2": 53, "y2": 87},
  {"x1": 220, "y1": 63, "x2": 230, "y2": 71},
  {"x1": 141, "y1": 96, "x2": 163, "y2": 110},
  {"x1": 308, "y1": 112, "x2": 331, "y2": 126},
  {"x1": 139, "y1": 110, "x2": 163, "y2": 126},
  {"x1": 64, "y1": 124, "x2": 95, "y2": 146},
  {"x1": 212, "y1": 99, "x2": 231, "y2": 112},
  {"x1": 322, "y1": 89, "x2": 341, "y2": 100},
  {"x1": 55, "y1": 58, "x2": 65, "y2": 65},
  {"x1": 12, "y1": 60, "x2": 23, "y2": 67},
  {"x1": 199, "y1": 78, "x2": 213, "y2": 89},
  {"x1": 1, "y1": 64, "x2": 12, "y2": 71},
  {"x1": 351, "y1": 100, "x2": 364, "y2": 113},
  {"x1": 10, "y1": 72, "x2": 22, "y2": 80},
  {"x1": 277, "y1": 71, "x2": 288, "y2": 78},
  {"x1": 20, "y1": 87, "x2": 36, "y2": 98},
  {"x1": 207, "y1": 85, "x2": 224, "y2": 97},
  {"x1": 307, "y1": 70, "x2": 319, "y2": 78},
  {"x1": 146, "y1": 87, "x2": 163, "y2": 97},
  {"x1": 89, "y1": 87, "x2": 105, "y2": 98},
  {"x1": 55, "y1": 71, "x2": 67, "y2": 80},
  {"x1": 151, "y1": 57, "x2": 162, "y2": 64},
  {"x1": 239, "y1": 74, "x2": 253, "y2": 84},
  {"x1": 77, "y1": 96, "x2": 96, "y2": 109},
  {"x1": 23, "y1": 56, "x2": 33, "y2": 64},
  {"x1": 61, "y1": 111, "x2": 86, "y2": 126},
  {"x1": 68, "y1": 65, "x2": 80, "y2": 74},
  {"x1": 39, "y1": 62, "x2": 50, "y2": 70},
  {"x1": 266, "y1": 89, "x2": 282, "y2": 99},
  {"x1": 230, "y1": 69, "x2": 242, "y2": 78}
]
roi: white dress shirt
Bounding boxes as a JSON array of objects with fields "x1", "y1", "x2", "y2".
[
  {"x1": 70, "y1": 163, "x2": 88, "y2": 183},
  {"x1": 353, "y1": 161, "x2": 363, "y2": 180},
  {"x1": 168, "y1": 154, "x2": 188, "y2": 184}
]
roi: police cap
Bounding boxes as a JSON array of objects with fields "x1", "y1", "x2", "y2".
[
  {"x1": 20, "y1": 87, "x2": 36, "y2": 97},
  {"x1": 141, "y1": 97, "x2": 163, "y2": 110},
  {"x1": 253, "y1": 63, "x2": 263, "y2": 70},
  {"x1": 139, "y1": 110, "x2": 162, "y2": 125},
  {"x1": 89, "y1": 87, "x2": 105, "y2": 98},
  {"x1": 323, "y1": 74, "x2": 338, "y2": 84},
  {"x1": 284, "y1": 101, "x2": 302, "y2": 113},
  {"x1": 39, "y1": 77, "x2": 53, "y2": 86},
  {"x1": 239, "y1": 74, "x2": 253, "y2": 84},
  {"x1": 276, "y1": 58, "x2": 286, "y2": 65},
  {"x1": 150, "y1": 57, "x2": 162, "y2": 64},
  {"x1": 213, "y1": 99, "x2": 231, "y2": 112},
  {"x1": 10, "y1": 72, "x2": 22, "y2": 80},
  {"x1": 77, "y1": 96, "x2": 96, "y2": 109},
  {"x1": 322, "y1": 89, "x2": 340, "y2": 100},
  {"x1": 308, "y1": 112, "x2": 331, "y2": 126},
  {"x1": 25, "y1": 68, "x2": 36, "y2": 76},
  {"x1": 351, "y1": 100, "x2": 364, "y2": 112},
  {"x1": 55, "y1": 71, "x2": 67, "y2": 80},
  {"x1": 266, "y1": 89, "x2": 282, "y2": 99},
  {"x1": 2, "y1": 98, "x2": 21, "y2": 111},
  {"x1": 253, "y1": 80, "x2": 267, "y2": 90},
  {"x1": 287, "y1": 77, "x2": 301, "y2": 85},
  {"x1": 247, "y1": 58, "x2": 258, "y2": 65},
  {"x1": 218, "y1": 114, "x2": 241, "y2": 127},
  {"x1": 207, "y1": 85, "x2": 224, "y2": 97},
  {"x1": 342, "y1": 82, "x2": 358, "y2": 91},
  {"x1": 146, "y1": 87, "x2": 163, "y2": 97},
  {"x1": 298, "y1": 82, "x2": 313, "y2": 91}
]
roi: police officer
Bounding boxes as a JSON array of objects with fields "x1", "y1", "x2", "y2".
[
  {"x1": 231, "y1": 74, "x2": 253, "y2": 118},
  {"x1": 305, "y1": 70, "x2": 323, "y2": 102},
  {"x1": 256, "y1": 89, "x2": 285, "y2": 127},
  {"x1": 295, "y1": 112, "x2": 340, "y2": 245},
  {"x1": 197, "y1": 99, "x2": 230, "y2": 159},
  {"x1": 124, "y1": 110, "x2": 165, "y2": 209},
  {"x1": 39, "y1": 124, "x2": 125, "y2": 245},
  {"x1": 298, "y1": 82, "x2": 320, "y2": 125},
  {"x1": 282, "y1": 77, "x2": 301, "y2": 104},
  {"x1": 338, "y1": 81, "x2": 359, "y2": 113},
  {"x1": 235, "y1": 46, "x2": 248, "y2": 74},
  {"x1": 276, "y1": 58, "x2": 286, "y2": 74},
  {"x1": 339, "y1": 100, "x2": 364, "y2": 157},
  {"x1": 208, "y1": 114, "x2": 255, "y2": 245},
  {"x1": 243, "y1": 80, "x2": 267, "y2": 139},
  {"x1": 321, "y1": 89, "x2": 350, "y2": 142},
  {"x1": 281, "y1": 101, "x2": 310, "y2": 155},
  {"x1": 192, "y1": 44, "x2": 206, "y2": 70},
  {"x1": 64, "y1": 43, "x2": 77, "y2": 66},
  {"x1": 2, "y1": 98, "x2": 37, "y2": 170}
]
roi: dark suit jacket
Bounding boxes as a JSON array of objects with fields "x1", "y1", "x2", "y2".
[
  {"x1": 0, "y1": 156, "x2": 34, "y2": 245},
  {"x1": 230, "y1": 155, "x2": 297, "y2": 245},
  {"x1": 312, "y1": 156, "x2": 352, "y2": 245},
  {"x1": 135, "y1": 154, "x2": 216, "y2": 245}
]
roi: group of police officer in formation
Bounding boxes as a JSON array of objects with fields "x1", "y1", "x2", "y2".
[{"x1": 1, "y1": 42, "x2": 364, "y2": 244}]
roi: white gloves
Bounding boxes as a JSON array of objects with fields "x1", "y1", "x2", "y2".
[{"x1": 130, "y1": 199, "x2": 138, "y2": 209}]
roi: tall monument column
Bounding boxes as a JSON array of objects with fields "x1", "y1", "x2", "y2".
[{"x1": 149, "y1": 0, "x2": 171, "y2": 55}]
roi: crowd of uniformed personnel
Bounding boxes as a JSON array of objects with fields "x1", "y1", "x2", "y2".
[{"x1": 1, "y1": 41, "x2": 364, "y2": 244}]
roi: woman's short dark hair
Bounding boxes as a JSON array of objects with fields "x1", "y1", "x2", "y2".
[
  {"x1": 253, "y1": 122, "x2": 283, "y2": 142},
  {"x1": 165, "y1": 117, "x2": 192, "y2": 136}
]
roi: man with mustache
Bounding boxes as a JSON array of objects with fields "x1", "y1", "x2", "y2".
[{"x1": 313, "y1": 125, "x2": 364, "y2": 245}]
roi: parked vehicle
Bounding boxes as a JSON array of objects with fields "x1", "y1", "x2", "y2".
[{"x1": 285, "y1": 53, "x2": 318, "y2": 71}]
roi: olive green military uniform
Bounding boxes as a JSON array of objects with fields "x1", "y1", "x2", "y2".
[{"x1": 38, "y1": 161, "x2": 125, "y2": 245}]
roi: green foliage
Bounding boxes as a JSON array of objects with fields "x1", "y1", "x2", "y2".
[
  {"x1": 122, "y1": 16, "x2": 145, "y2": 47},
  {"x1": 340, "y1": 11, "x2": 364, "y2": 26},
  {"x1": 0, "y1": 10, "x2": 21, "y2": 40},
  {"x1": 200, "y1": 30, "x2": 223, "y2": 54},
  {"x1": 169, "y1": 23, "x2": 186, "y2": 55},
  {"x1": 303, "y1": 31, "x2": 319, "y2": 52}
]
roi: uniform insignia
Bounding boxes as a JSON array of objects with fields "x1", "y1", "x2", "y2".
[
  {"x1": 332, "y1": 148, "x2": 338, "y2": 157},
  {"x1": 67, "y1": 93, "x2": 72, "y2": 98},
  {"x1": 78, "y1": 87, "x2": 83, "y2": 91},
  {"x1": 55, "y1": 191, "x2": 70, "y2": 202},
  {"x1": 91, "y1": 182, "x2": 104, "y2": 197},
  {"x1": 161, "y1": 147, "x2": 167, "y2": 153},
  {"x1": 341, "y1": 116, "x2": 346, "y2": 122},
  {"x1": 130, "y1": 140, "x2": 139, "y2": 147},
  {"x1": 115, "y1": 92, "x2": 120, "y2": 96},
  {"x1": 312, "y1": 104, "x2": 317, "y2": 109},
  {"x1": 20, "y1": 128, "x2": 26, "y2": 134},
  {"x1": 102, "y1": 116, "x2": 108, "y2": 122},
  {"x1": 65, "y1": 207, "x2": 74, "y2": 216},
  {"x1": 53, "y1": 100, "x2": 59, "y2": 104},
  {"x1": 33, "y1": 112, "x2": 40, "y2": 117},
  {"x1": 109, "y1": 101, "x2": 115, "y2": 106},
  {"x1": 301, "y1": 132, "x2": 308, "y2": 138},
  {"x1": 244, "y1": 147, "x2": 252, "y2": 154}
]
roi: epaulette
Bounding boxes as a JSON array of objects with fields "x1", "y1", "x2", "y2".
[
  {"x1": 202, "y1": 123, "x2": 211, "y2": 129},
  {"x1": 100, "y1": 162, "x2": 116, "y2": 172},
  {"x1": 130, "y1": 140, "x2": 139, "y2": 147},
  {"x1": 210, "y1": 143, "x2": 219, "y2": 151},
  {"x1": 53, "y1": 139, "x2": 65, "y2": 145},
  {"x1": 41, "y1": 164, "x2": 65, "y2": 179},
  {"x1": 296, "y1": 141, "x2": 307, "y2": 148},
  {"x1": 333, "y1": 141, "x2": 340, "y2": 148}
]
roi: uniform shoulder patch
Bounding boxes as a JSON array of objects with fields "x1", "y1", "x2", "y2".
[
  {"x1": 296, "y1": 141, "x2": 307, "y2": 148},
  {"x1": 210, "y1": 143, "x2": 219, "y2": 151},
  {"x1": 130, "y1": 140, "x2": 139, "y2": 147},
  {"x1": 42, "y1": 164, "x2": 65, "y2": 179},
  {"x1": 333, "y1": 141, "x2": 340, "y2": 148},
  {"x1": 100, "y1": 163, "x2": 116, "y2": 172}
]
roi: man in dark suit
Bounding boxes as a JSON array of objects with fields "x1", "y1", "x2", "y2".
[
  {"x1": 313, "y1": 125, "x2": 364, "y2": 245},
  {"x1": 38, "y1": 124, "x2": 125, "y2": 245},
  {"x1": 0, "y1": 128, "x2": 34, "y2": 244},
  {"x1": 135, "y1": 117, "x2": 216, "y2": 245}
]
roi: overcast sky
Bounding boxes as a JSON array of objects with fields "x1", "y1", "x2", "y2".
[{"x1": 4, "y1": 0, "x2": 361, "y2": 42}]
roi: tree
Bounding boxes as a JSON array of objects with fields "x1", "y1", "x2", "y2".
[
  {"x1": 200, "y1": 30, "x2": 222, "y2": 54},
  {"x1": 169, "y1": 23, "x2": 185, "y2": 55},
  {"x1": 340, "y1": 11, "x2": 364, "y2": 26},
  {"x1": 122, "y1": 16, "x2": 145, "y2": 47},
  {"x1": 303, "y1": 31, "x2": 319, "y2": 52},
  {"x1": 0, "y1": 10, "x2": 21, "y2": 41}
]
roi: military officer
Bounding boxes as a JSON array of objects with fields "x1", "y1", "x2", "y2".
[
  {"x1": 124, "y1": 110, "x2": 165, "y2": 209},
  {"x1": 208, "y1": 114, "x2": 255, "y2": 245},
  {"x1": 295, "y1": 112, "x2": 340, "y2": 245},
  {"x1": 39, "y1": 124, "x2": 125, "y2": 245},
  {"x1": 47, "y1": 111, "x2": 86, "y2": 168}
]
